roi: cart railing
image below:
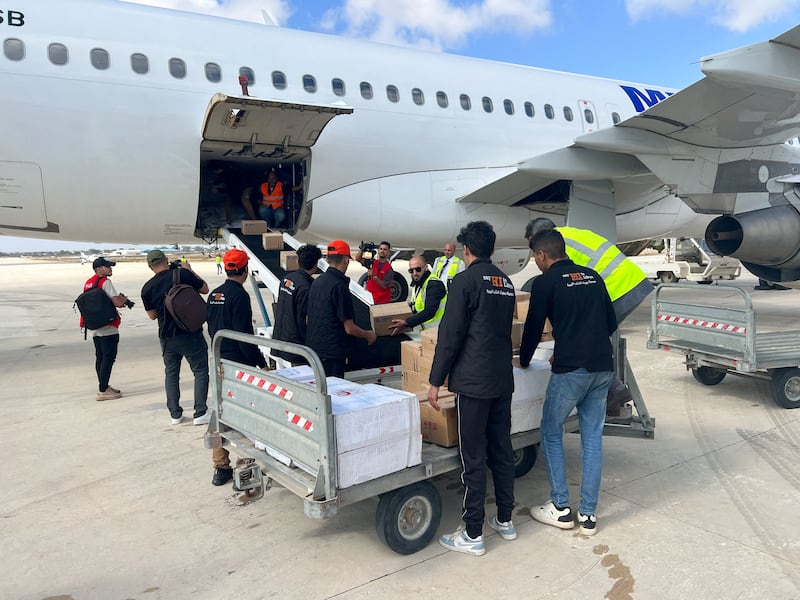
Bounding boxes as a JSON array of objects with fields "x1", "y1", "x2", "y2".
[
  {"x1": 207, "y1": 331, "x2": 337, "y2": 502},
  {"x1": 647, "y1": 283, "x2": 757, "y2": 369}
]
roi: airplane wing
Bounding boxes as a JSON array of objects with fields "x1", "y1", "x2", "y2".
[{"x1": 463, "y1": 24, "x2": 800, "y2": 212}]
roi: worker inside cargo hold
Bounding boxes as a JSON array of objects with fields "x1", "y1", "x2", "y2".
[{"x1": 388, "y1": 255, "x2": 447, "y2": 334}]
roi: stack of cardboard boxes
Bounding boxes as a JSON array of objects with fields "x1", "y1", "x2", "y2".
[
  {"x1": 264, "y1": 366, "x2": 422, "y2": 488},
  {"x1": 369, "y1": 302, "x2": 414, "y2": 337}
]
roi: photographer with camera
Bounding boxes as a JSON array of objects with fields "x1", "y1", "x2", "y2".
[
  {"x1": 82, "y1": 257, "x2": 132, "y2": 401},
  {"x1": 355, "y1": 240, "x2": 394, "y2": 304},
  {"x1": 141, "y1": 250, "x2": 210, "y2": 426}
]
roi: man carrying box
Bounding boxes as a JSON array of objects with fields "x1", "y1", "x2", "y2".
[
  {"x1": 388, "y1": 255, "x2": 446, "y2": 335},
  {"x1": 306, "y1": 240, "x2": 377, "y2": 378},
  {"x1": 427, "y1": 221, "x2": 517, "y2": 557}
]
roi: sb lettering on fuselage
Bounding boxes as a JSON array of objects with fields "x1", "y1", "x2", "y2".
[
  {"x1": 0, "y1": 9, "x2": 25, "y2": 26},
  {"x1": 619, "y1": 85, "x2": 674, "y2": 113}
]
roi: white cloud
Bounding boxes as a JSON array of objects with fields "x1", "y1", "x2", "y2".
[
  {"x1": 626, "y1": 0, "x2": 800, "y2": 32},
  {"x1": 121, "y1": 0, "x2": 291, "y2": 25},
  {"x1": 321, "y1": 0, "x2": 552, "y2": 50}
]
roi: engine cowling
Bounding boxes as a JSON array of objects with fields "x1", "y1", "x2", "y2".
[
  {"x1": 705, "y1": 205, "x2": 800, "y2": 282},
  {"x1": 492, "y1": 248, "x2": 532, "y2": 276}
]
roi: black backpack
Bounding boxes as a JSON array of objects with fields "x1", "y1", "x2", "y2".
[
  {"x1": 164, "y1": 269, "x2": 207, "y2": 333},
  {"x1": 75, "y1": 277, "x2": 117, "y2": 332}
]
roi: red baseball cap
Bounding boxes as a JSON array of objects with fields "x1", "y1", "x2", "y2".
[
  {"x1": 327, "y1": 240, "x2": 351, "y2": 257},
  {"x1": 224, "y1": 248, "x2": 249, "y2": 270}
]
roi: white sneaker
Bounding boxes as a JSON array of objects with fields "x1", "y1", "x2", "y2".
[
  {"x1": 531, "y1": 501, "x2": 575, "y2": 530},
  {"x1": 578, "y1": 512, "x2": 598, "y2": 536},
  {"x1": 193, "y1": 412, "x2": 211, "y2": 426},
  {"x1": 487, "y1": 515, "x2": 518, "y2": 540},
  {"x1": 170, "y1": 415, "x2": 185, "y2": 425},
  {"x1": 438, "y1": 526, "x2": 486, "y2": 556}
]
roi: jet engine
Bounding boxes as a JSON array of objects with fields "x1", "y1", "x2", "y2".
[
  {"x1": 492, "y1": 248, "x2": 533, "y2": 276},
  {"x1": 705, "y1": 205, "x2": 800, "y2": 282}
]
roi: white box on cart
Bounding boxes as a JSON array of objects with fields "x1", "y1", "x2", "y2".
[
  {"x1": 510, "y1": 359, "x2": 551, "y2": 434},
  {"x1": 337, "y1": 433, "x2": 422, "y2": 489}
]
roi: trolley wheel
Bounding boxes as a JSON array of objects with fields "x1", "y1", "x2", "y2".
[
  {"x1": 659, "y1": 271, "x2": 677, "y2": 284},
  {"x1": 691, "y1": 366, "x2": 727, "y2": 386},
  {"x1": 375, "y1": 481, "x2": 442, "y2": 555},
  {"x1": 770, "y1": 368, "x2": 800, "y2": 409},
  {"x1": 357, "y1": 272, "x2": 410, "y2": 303},
  {"x1": 513, "y1": 444, "x2": 538, "y2": 478}
]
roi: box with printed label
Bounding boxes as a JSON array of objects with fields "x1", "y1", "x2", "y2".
[
  {"x1": 241, "y1": 220, "x2": 268, "y2": 235},
  {"x1": 402, "y1": 369, "x2": 426, "y2": 394},
  {"x1": 262, "y1": 231, "x2": 283, "y2": 250},
  {"x1": 400, "y1": 340, "x2": 423, "y2": 373},
  {"x1": 337, "y1": 434, "x2": 422, "y2": 488},
  {"x1": 420, "y1": 327, "x2": 438, "y2": 355},
  {"x1": 419, "y1": 398, "x2": 459, "y2": 447},
  {"x1": 280, "y1": 250, "x2": 298, "y2": 271},
  {"x1": 330, "y1": 383, "x2": 421, "y2": 454},
  {"x1": 369, "y1": 302, "x2": 414, "y2": 337}
]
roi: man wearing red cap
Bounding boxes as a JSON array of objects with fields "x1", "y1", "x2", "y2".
[
  {"x1": 306, "y1": 240, "x2": 376, "y2": 378},
  {"x1": 206, "y1": 248, "x2": 267, "y2": 486}
]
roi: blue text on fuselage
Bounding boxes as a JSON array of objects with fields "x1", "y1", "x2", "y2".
[
  {"x1": 620, "y1": 85, "x2": 673, "y2": 113},
  {"x1": 0, "y1": 10, "x2": 24, "y2": 26}
]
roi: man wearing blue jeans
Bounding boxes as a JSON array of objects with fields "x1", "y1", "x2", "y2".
[{"x1": 515, "y1": 228, "x2": 617, "y2": 536}]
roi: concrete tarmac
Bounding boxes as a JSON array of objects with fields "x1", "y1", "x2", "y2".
[{"x1": 2, "y1": 258, "x2": 800, "y2": 600}]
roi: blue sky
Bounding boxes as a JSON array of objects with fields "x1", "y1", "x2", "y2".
[{"x1": 4, "y1": 0, "x2": 800, "y2": 251}]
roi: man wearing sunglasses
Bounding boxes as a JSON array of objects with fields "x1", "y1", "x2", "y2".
[{"x1": 388, "y1": 256, "x2": 446, "y2": 334}]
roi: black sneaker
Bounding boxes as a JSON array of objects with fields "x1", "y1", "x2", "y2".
[
  {"x1": 578, "y1": 512, "x2": 597, "y2": 536},
  {"x1": 212, "y1": 467, "x2": 233, "y2": 486}
]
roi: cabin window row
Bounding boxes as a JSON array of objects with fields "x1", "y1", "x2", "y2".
[{"x1": 3, "y1": 37, "x2": 597, "y2": 123}]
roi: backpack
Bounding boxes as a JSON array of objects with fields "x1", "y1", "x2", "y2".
[
  {"x1": 164, "y1": 268, "x2": 207, "y2": 333},
  {"x1": 75, "y1": 277, "x2": 117, "y2": 332}
]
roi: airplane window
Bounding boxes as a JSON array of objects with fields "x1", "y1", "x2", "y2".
[
  {"x1": 3, "y1": 38, "x2": 25, "y2": 61},
  {"x1": 584, "y1": 108, "x2": 595, "y2": 124},
  {"x1": 303, "y1": 74, "x2": 317, "y2": 93},
  {"x1": 360, "y1": 81, "x2": 373, "y2": 99},
  {"x1": 436, "y1": 91, "x2": 448, "y2": 108},
  {"x1": 131, "y1": 53, "x2": 149, "y2": 74},
  {"x1": 612, "y1": 112, "x2": 621, "y2": 124},
  {"x1": 460, "y1": 94, "x2": 471, "y2": 110},
  {"x1": 205, "y1": 62, "x2": 222, "y2": 83},
  {"x1": 169, "y1": 58, "x2": 186, "y2": 79},
  {"x1": 272, "y1": 71, "x2": 287, "y2": 90},
  {"x1": 386, "y1": 85, "x2": 399, "y2": 103},
  {"x1": 412, "y1": 88, "x2": 424, "y2": 105},
  {"x1": 524, "y1": 102, "x2": 534, "y2": 117},
  {"x1": 504, "y1": 99, "x2": 514, "y2": 115},
  {"x1": 332, "y1": 78, "x2": 346, "y2": 96},
  {"x1": 563, "y1": 106, "x2": 573, "y2": 121},
  {"x1": 544, "y1": 104, "x2": 554, "y2": 119},
  {"x1": 239, "y1": 67, "x2": 255, "y2": 85},
  {"x1": 482, "y1": 97, "x2": 493, "y2": 113},
  {"x1": 90, "y1": 48, "x2": 110, "y2": 70},
  {"x1": 48, "y1": 43, "x2": 68, "y2": 66}
]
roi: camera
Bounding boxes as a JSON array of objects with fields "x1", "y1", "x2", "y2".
[
  {"x1": 123, "y1": 298, "x2": 135, "y2": 309},
  {"x1": 358, "y1": 241, "x2": 377, "y2": 269},
  {"x1": 169, "y1": 260, "x2": 182, "y2": 269}
]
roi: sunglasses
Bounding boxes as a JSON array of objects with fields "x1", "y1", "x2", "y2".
[{"x1": 408, "y1": 266, "x2": 423, "y2": 273}]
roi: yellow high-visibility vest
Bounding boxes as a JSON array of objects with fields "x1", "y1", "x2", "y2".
[
  {"x1": 432, "y1": 255, "x2": 464, "y2": 288},
  {"x1": 557, "y1": 226, "x2": 647, "y2": 303},
  {"x1": 412, "y1": 273, "x2": 447, "y2": 329}
]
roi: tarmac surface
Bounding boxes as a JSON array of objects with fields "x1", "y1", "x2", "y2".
[{"x1": 2, "y1": 257, "x2": 800, "y2": 600}]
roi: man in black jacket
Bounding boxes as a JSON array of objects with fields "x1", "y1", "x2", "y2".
[
  {"x1": 428, "y1": 221, "x2": 517, "y2": 556},
  {"x1": 516, "y1": 229, "x2": 617, "y2": 536},
  {"x1": 206, "y1": 248, "x2": 267, "y2": 486},
  {"x1": 271, "y1": 244, "x2": 322, "y2": 364}
]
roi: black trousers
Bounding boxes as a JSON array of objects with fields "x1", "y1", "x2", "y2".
[
  {"x1": 320, "y1": 357, "x2": 346, "y2": 379},
  {"x1": 456, "y1": 393, "x2": 515, "y2": 539},
  {"x1": 93, "y1": 333, "x2": 119, "y2": 392}
]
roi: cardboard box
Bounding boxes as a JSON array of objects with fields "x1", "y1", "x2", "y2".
[
  {"x1": 337, "y1": 434, "x2": 422, "y2": 488},
  {"x1": 241, "y1": 220, "x2": 268, "y2": 235},
  {"x1": 262, "y1": 231, "x2": 283, "y2": 250},
  {"x1": 420, "y1": 327, "x2": 438, "y2": 356},
  {"x1": 400, "y1": 340, "x2": 422, "y2": 373},
  {"x1": 541, "y1": 318, "x2": 554, "y2": 342},
  {"x1": 420, "y1": 398, "x2": 459, "y2": 447},
  {"x1": 402, "y1": 369, "x2": 425, "y2": 394},
  {"x1": 511, "y1": 319, "x2": 524, "y2": 351},
  {"x1": 369, "y1": 302, "x2": 413, "y2": 337},
  {"x1": 514, "y1": 291, "x2": 531, "y2": 321},
  {"x1": 280, "y1": 250, "x2": 298, "y2": 271}
]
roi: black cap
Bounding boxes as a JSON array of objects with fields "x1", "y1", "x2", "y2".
[{"x1": 92, "y1": 257, "x2": 116, "y2": 269}]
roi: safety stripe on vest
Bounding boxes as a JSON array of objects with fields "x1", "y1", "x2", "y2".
[
  {"x1": 657, "y1": 313, "x2": 746, "y2": 334},
  {"x1": 235, "y1": 369, "x2": 294, "y2": 401},
  {"x1": 566, "y1": 238, "x2": 623, "y2": 280}
]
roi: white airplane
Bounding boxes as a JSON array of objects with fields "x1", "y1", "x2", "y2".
[{"x1": 2, "y1": 0, "x2": 800, "y2": 283}]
